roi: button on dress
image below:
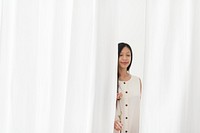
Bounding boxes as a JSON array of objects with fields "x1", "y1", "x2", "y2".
[{"x1": 114, "y1": 75, "x2": 141, "y2": 133}]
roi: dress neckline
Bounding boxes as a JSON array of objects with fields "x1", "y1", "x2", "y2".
[{"x1": 118, "y1": 75, "x2": 132, "y2": 82}]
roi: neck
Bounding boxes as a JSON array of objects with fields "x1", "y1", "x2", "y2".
[{"x1": 118, "y1": 68, "x2": 129, "y2": 78}]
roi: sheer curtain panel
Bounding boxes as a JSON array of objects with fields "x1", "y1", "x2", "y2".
[
  {"x1": 0, "y1": 0, "x2": 118, "y2": 133},
  {"x1": 141, "y1": 0, "x2": 200, "y2": 133}
]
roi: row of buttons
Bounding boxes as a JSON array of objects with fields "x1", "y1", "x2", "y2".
[{"x1": 123, "y1": 81, "x2": 128, "y2": 133}]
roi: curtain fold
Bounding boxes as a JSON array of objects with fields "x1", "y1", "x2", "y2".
[
  {"x1": 0, "y1": 0, "x2": 118, "y2": 133},
  {"x1": 64, "y1": 0, "x2": 118, "y2": 133},
  {"x1": 0, "y1": 0, "x2": 70, "y2": 132},
  {"x1": 141, "y1": 0, "x2": 200, "y2": 133}
]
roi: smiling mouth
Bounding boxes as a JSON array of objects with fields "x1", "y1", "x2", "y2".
[{"x1": 121, "y1": 62, "x2": 129, "y2": 65}]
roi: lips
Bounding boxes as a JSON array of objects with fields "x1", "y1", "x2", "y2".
[{"x1": 121, "y1": 62, "x2": 129, "y2": 65}]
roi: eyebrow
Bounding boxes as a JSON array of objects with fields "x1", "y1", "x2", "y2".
[{"x1": 120, "y1": 52, "x2": 131, "y2": 54}]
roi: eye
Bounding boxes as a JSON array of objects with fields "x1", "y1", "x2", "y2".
[
  {"x1": 127, "y1": 54, "x2": 131, "y2": 57},
  {"x1": 120, "y1": 54, "x2": 123, "y2": 56}
]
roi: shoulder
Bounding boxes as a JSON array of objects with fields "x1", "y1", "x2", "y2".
[
  {"x1": 131, "y1": 75, "x2": 141, "y2": 81},
  {"x1": 131, "y1": 75, "x2": 142, "y2": 87},
  {"x1": 131, "y1": 75, "x2": 142, "y2": 97}
]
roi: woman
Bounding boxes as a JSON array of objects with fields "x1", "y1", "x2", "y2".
[{"x1": 114, "y1": 43, "x2": 142, "y2": 133}]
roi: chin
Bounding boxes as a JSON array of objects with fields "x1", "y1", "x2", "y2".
[{"x1": 119, "y1": 65, "x2": 128, "y2": 69}]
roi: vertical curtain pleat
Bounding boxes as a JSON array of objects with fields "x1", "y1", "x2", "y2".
[
  {"x1": 63, "y1": 0, "x2": 118, "y2": 133},
  {"x1": 141, "y1": 0, "x2": 200, "y2": 133},
  {"x1": 0, "y1": 0, "x2": 71, "y2": 132},
  {"x1": 0, "y1": 0, "x2": 117, "y2": 133}
]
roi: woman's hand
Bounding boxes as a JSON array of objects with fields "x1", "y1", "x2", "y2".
[
  {"x1": 116, "y1": 92, "x2": 123, "y2": 100},
  {"x1": 114, "y1": 120, "x2": 123, "y2": 131}
]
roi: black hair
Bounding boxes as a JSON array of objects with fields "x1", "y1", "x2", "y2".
[{"x1": 118, "y1": 42, "x2": 133, "y2": 78}]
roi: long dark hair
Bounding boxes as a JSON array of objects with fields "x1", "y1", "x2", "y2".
[
  {"x1": 117, "y1": 42, "x2": 133, "y2": 95},
  {"x1": 118, "y1": 42, "x2": 133, "y2": 78}
]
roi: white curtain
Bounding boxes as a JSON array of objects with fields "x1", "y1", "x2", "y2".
[
  {"x1": 141, "y1": 0, "x2": 200, "y2": 133},
  {"x1": 0, "y1": 0, "x2": 117, "y2": 133},
  {"x1": 1, "y1": 0, "x2": 200, "y2": 133}
]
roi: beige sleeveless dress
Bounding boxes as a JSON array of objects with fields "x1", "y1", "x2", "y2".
[{"x1": 114, "y1": 75, "x2": 141, "y2": 133}]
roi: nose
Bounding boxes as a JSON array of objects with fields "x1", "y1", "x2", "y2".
[{"x1": 122, "y1": 55, "x2": 127, "y2": 60}]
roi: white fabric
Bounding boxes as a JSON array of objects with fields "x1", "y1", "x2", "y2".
[
  {"x1": 0, "y1": 0, "x2": 117, "y2": 133},
  {"x1": 0, "y1": 0, "x2": 200, "y2": 133},
  {"x1": 141, "y1": 0, "x2": 200, "y2": 133}
]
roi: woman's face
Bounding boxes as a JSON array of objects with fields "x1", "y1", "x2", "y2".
[{"x1": 118, "y1": 46, "x2": 131, "y2": 70}]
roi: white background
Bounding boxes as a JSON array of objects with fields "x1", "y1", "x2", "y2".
[{"x1": 116, "y1": 0, "x2": 146, "y2": 80}]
